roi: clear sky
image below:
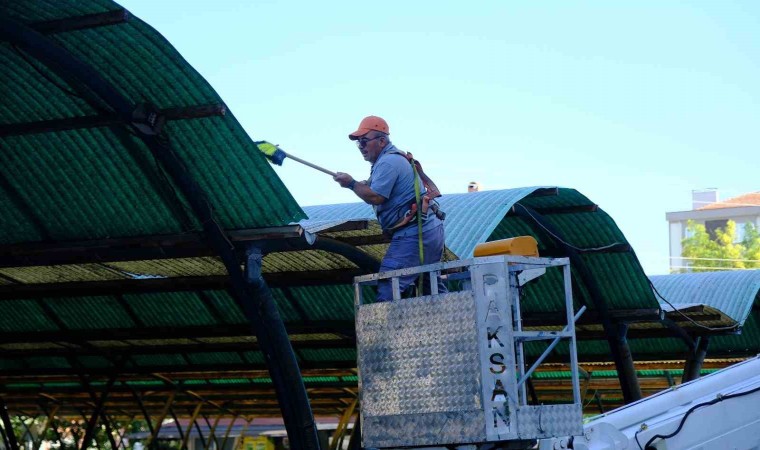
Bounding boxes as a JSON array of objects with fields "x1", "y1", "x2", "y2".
[{"x1": 120, "y1": 0, "x2": 759, "y2": 275}]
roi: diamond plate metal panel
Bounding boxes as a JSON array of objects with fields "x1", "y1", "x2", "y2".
[
  {"x1": 516, "y1": 404, "x2": 583, "y2": 438},
  {"x1": 357, "y1": 291, "x2": 481, "y2": 418},
  {"x1": 363, "y1": 411, "x2": 486, "y2": 448}
]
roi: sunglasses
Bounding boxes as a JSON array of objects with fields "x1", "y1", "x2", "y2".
[{"x1": 355, "y1": 135, "x2": 383, "y2": 149}]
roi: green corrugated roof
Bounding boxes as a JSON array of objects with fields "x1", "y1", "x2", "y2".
[
  {"x1": 1, "y1": 0, "x2": 305, "y2": 248},
  {"x1": 0, "y1": 0, "x2": 319, "y2": 390},
  {"x1": 0, "y1": 0, "x2": 360, "y2": 420}
]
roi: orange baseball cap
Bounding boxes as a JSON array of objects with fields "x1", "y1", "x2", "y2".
[{"x1": 348, "y1": 115, "x2": 389, "y2": 140}]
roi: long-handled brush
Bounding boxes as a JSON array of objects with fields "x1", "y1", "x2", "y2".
[{"x1": 256, "y1": 141, "x2": 337, "y2": 177}]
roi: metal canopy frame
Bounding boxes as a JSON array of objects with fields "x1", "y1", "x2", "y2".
[
  {"x1": 0, "y1": 13, "x2": 336, "y2": 450},
  {"x1": 0, "y1": 7, "x2": 750, "y2": 445}
]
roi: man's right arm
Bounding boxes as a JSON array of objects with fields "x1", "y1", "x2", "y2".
[
  {"x1": 351, "y1": 181, "x2": 386, "y2": 205},
  {"x1": 333, "y1": 172, "x2": 386, "y2": 205}
]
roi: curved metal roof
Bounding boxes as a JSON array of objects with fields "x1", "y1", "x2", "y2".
[
  {"x1": 305, "y1": 187, "x2": 659, "y2": 311},
  {"x1": 1, "y1": 0, "x2": 305, "y2": 247},
  {"x1": 650, "y1": 270, "x2": 760, "y2": 325},
  {"x1": 648, "y1": 270, "x2": 760, "y2": 357},
  {"x1": 554, "y1": 271, "x2": 760, "y2": 362}
]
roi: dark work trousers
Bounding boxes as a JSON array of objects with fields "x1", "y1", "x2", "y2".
[{"x1": 377, "y1": 221, "x2": 447, "y2": 301}]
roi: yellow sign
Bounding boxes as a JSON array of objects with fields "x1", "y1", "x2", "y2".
[{"x1": 243, "y1": 436, "x2": 274, "y2": 450}]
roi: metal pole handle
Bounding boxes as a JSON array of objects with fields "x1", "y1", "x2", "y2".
[{"x1": 283, "y1": 151, "x2": 337, "y2": 177}]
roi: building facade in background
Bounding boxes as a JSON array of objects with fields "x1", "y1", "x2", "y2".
[{"x1": 666, "y1": 189, "x2": 760, "y2": 272}]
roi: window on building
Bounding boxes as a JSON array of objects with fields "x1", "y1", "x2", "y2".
[
  {"x1": 735, "y1": 222, "x2": 747, "y2": 243},
  {"x1": 684, "y1": 223, "x2": 695, "y2": 239},
  {"x1": 705, "y1": 219, "x2": 728, "y2": 240}
]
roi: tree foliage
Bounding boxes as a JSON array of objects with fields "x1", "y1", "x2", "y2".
[
  {"x1": 7, "y1": 416, "x2": 147, "y2": 450},
  {"x1": 680, "y1": 220, "x2": 760, "y2": 272}
]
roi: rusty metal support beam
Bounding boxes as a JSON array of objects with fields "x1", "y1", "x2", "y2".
[
  {"x1": 0, "y1": 270, "x2": 361, "y2": 300},
  {"x1": 528, "y1": 187, "x2": 559, "y2": 197},
  {"x1": 219, "y1": 415, "x2": 238, "y2": 450},
  {"x1": 193, "y1": 414, "x2": 207, "y2": 450},
  {"x1": 329, "y1": 399, "x2": 357, "y2": 450},
  {"x1": 102, "y1": 415, "x2": 119, "y2": 450},
  {"x1": 130, "y1": 389, "x2": 154, "y2": 439},
  {"x1": 28, "y1": 9, "x2": 130, "y2": 34},
  {"x1": 532, "y1": 204, "x2": 599, "y2": 214},
  {"x1": 169, "y1": 408, "x2": 184, "y2": 445},
  {"x1": 0, "y1": 104, "x2": 227, "y2": 138},
  {"x1": 144, "y1": 391, "x2": 176, "y2": 449},
  {"x1": 0, "y1": 226, "x2": 301, "y2": 268},
  {"x1": 204, "y1": 414, "x2": 222, "y2": 450},
  {"x1": 0, "y1": 359, "x2": 357, "y2": 377},
  {"x1": 79, "y1": 375, "x2": 117, "y2": 450},
  {"x1": 17, "y1": 414, "x2": 38, "y2": 449},
  {"x1": 39, "y1": 403, "x2": 65, "y2": 448},
  {"x1": 35, "y1": 405, "x2": 60, "y2": 450},
  {"x1": 181, "y1": 402, "x2": 204, "y2": 450},
  {"x1": 228, "y1": 419, "x2": 251, "y2": 450},
  {"x1": 108, "y1": 414, "x2": 132, "y2": 450}
]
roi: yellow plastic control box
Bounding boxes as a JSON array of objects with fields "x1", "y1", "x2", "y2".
[{"x1": 473, "y1": 236, "x2": 539, "y2": 257}]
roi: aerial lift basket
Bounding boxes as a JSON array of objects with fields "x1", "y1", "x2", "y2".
[{"x1": 354, "y1": 254, "x2": 585, "y2": 449}]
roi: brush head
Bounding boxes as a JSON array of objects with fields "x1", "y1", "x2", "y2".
[{"x1": 255, "y1": 141, "x2": 286, "y2": 166}]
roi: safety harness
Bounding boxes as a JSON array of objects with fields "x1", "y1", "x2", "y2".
[{"x1": 379, "y1": 150, "x2": 446, "y2": 275}]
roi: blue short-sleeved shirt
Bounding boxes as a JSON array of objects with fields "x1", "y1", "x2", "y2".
[{"x1": 369, "y1": 144, "x2": 440, "y2": 235}]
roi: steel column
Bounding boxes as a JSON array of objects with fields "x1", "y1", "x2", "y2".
[
  {"x1": 683, "y1": 336, "x2": 710, "y2": 382},
  {"x1": 594, "y1": 392, "x2": 605, "y2": 414},
  {"x1": 0, "y1": 397, "x2": 20, "y2": 450},
  {"x1": 0, "y1": 421, "x2": 11, "y2": 450},
  {"x1": 613, "y1": 323, "x2": 640, "y2": 399}
]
